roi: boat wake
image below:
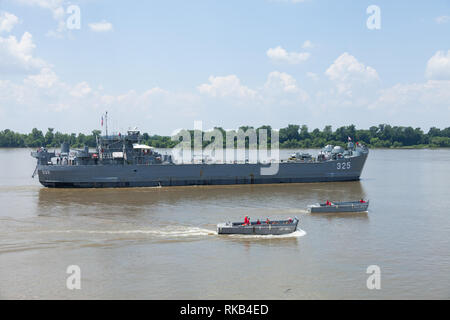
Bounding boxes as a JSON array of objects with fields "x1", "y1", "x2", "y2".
[
  {"x1": 41, "y1": 226, "x2": 217, "y2": 238},
  {"x1": 40, "y1": 226, "x2": 306, "y2": 240}
]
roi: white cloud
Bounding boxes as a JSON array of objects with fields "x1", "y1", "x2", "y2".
[
  {"x1": 325, "y1": 52, "x2": 379, "y2": 96},
  {"x1": 1, "y1": 23, "x2": 448, "y2": 136},
  {"x1": 425, "y1": 50, "x2": 450, "y2": 80},
  {"x1": 262, "y1": 71, "x2": 309, "y2": 109},
  {"x1": 88, "y1": 21, "x2": 113, "y2": 32},
  {"x1": 368, "y1": 80, "x2": 450, "y2": 127},
  {"x1": 371, "y1": 80, "x2": 450, "y2": 108},
  {"x1": 197, "y1": 75, "x2": 256, "y2": 99},
  {"x1": 326, "y1": 53, "x2": 379, "y2": 83},
  {"x1": 435, "y1": 15, "x2": 450, "y2": 24},
  {"x1": 0, "y1": 11, "x2": 19, "y2": 33},
  {"x1": 302, "y1": 40, "x2": 314, "y2": 49},
  {"x1": 70, "y1": 82, "x2": 92, "y2": 97},
  {"x1": 0, "y1": 32, "x2": 48, "y2": 73},
  {"x1": 25, "y1": 67, "x2": 58, "y2": 88},
  {"x1": 264, "y1": 71, "x2": 299, "y2": 93},
  {"x1": 267, "y1": 46, "x2": 310, "y2": 64},
  {"x1": 2, "y1": 64, "x2": 449, "y2": 135},
  {"x1": 141, "y1": 87, "x2": 168, "y2": 99}
]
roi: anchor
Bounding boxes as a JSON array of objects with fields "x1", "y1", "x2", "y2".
[{"x1": 32, "y1": 165, "x2": 38, "y2": 178}]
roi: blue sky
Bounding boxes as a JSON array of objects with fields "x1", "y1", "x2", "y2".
[{"x1": 0, "y1": 0, "x2": 449, "y2": 135}]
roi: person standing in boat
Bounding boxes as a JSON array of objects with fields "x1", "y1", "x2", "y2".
[{"x1": 266, "y1": 218, "x2": 270, "y2": 224}]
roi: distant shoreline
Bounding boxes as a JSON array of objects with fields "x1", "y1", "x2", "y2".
[
  {"x1": 1, "y1": 146, "x2": 448, "y2": 150},
  {"x1": 2, "y1": 124, "x2": 450, "y2": 149}
]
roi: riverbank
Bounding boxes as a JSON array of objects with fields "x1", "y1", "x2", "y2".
[
  {"x1": 1, "y1": 145, "x2": 448, "y2": 150},
  {"x1": 2, "y1": 124, "x2": 450, "y2": 149}
]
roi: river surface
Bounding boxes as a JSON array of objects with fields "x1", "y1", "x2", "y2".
[{"x1": 0, "y1": 148, "x2": 449, "y2": 299}]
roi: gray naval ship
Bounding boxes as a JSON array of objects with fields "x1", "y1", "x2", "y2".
[{"x1": 31, "y1": 129, "x2": 369, "y2": 188}]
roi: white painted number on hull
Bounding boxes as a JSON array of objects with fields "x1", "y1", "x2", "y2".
[{"x1": 337, "y1": 162, "x2": 351, "y2": 170}]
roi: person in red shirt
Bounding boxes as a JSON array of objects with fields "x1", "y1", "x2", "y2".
[
  {"x1": 256, "y1": 219, "x2": 261, "y2": 225},
  {"x1": 360, "y1": 199, "x2": 366, "y2": 203}
]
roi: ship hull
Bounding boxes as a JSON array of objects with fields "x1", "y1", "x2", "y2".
[{"x1": 37, "y1": 153, "x2": 368, "y2": 188}]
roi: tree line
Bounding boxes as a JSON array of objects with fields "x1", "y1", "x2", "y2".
[{"x1": 1, "y1": 124, "x2": 450, "y2": 149}]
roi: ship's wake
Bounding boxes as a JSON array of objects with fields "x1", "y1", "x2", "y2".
[
  {"x1": 41, "y1": 226, "x2": 217, "y2": 238},
  {"x1": 41, "y1": 225, "x2": 306, "y2": 241}
]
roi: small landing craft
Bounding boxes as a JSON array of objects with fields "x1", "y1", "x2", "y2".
[
  {"x1": 217, "y1": 217, "x2": 299, "y2": 235},
  {"x1": 308, "y1": 200, "x2": 369, "y2": 213}
]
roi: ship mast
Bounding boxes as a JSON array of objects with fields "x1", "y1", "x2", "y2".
[{"x1": 105, "y1": 111, "x2": 108, "y2": 137}]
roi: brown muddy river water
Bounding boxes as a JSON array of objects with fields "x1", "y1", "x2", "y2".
[{"x1": 0, "y1": 148, "x2": 449, "y2": 299}]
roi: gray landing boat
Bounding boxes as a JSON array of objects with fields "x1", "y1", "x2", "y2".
[
  {"x1": 217, "y1": 217, "x2": 299, "y2": 235},
  {"x1": 31, "y1": 129, "x2": 369, "y2": 188},
  {"x1": 308, "y1": 200, "x2": 369, "y2": 213}
]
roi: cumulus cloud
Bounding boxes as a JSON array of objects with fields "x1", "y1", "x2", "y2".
[
  {"x1": 0, "y1": 31, "x2": 48, "y2": 73},
  {"x1": 371, "y1": 80, "x2": 450, "y2": 109},
  {"x1": 264, "y1": 71, "x2": 299, "y2": 93},
  {"x1": 70, "y1": 82, "x2": 92, "y2": 97},
  {"x1": 266, "y1": 46, "x2": 310, "y2": 64},
  {"x1": 325, "y1": 52, "x2": 379, "y2": 96},
  {"x1": 0, "y1": 66, "x2": 204, "y2": 134},
  {"x1": 425, "y1": 50, "x2": 450, "y2": 80},
  {"x1": 367, "y1": 80, "x2": 450, "y2": 128},
  {"x1": 197, "y1": 75, "x2": 257, "y2": 99},
  {"x1": 88, "y1": 21, "x2": 113, "y2": 32},
  {"x1": 262, "y1": 71, "x2": 310, "y2": 109},
  {"x1": 0, "y1": 11, "x2": 19, "y2": 33},
  {"x1": 1, "y1": 27, "x2": 448, "y2": 135},
  {"x1": 25, "y1": 67, "x2": 58, "y2": 88}
]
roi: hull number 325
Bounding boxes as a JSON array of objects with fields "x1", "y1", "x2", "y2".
[{"x1": 337, "y1": 162, "x2": 351, "y2": 170}]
